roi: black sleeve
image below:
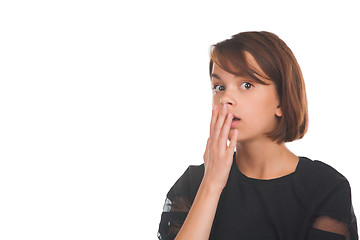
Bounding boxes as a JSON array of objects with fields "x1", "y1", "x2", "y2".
[
  {"x1": 307, "y1": 228, "x2": 347, "y2": 240},
  {"x1": 307, "y1": 180, "x2": 358, "y2": 240},
  {"x1": 157, "y1": 165, "x2": 204, "y2": 240}
]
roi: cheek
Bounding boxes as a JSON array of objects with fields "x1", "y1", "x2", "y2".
[
  {"x1": 242, "y1": 98, "x2": 275, "y2": 121},
  {"x1": 212, "y1": 95, "x2": 221, "y2": 105},
  {"x1": 252, "y1": 89, "x2": 279, "y2": 113}
]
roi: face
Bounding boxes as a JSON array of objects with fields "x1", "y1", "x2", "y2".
[{"x1": 211, "y1": 51, "x2": 282, "y2": 142}]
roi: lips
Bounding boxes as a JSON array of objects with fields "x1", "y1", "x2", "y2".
[
  {"x1": 231, "y1": 116, "x2": 240, "y2": 128},
  {"x1": 232, "y1": 115, "x2": 241, "y2": 121}
]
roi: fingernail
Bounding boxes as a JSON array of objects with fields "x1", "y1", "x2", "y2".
[{"x1": 213, "y1": 105, "x2": 217, "y2": 111}]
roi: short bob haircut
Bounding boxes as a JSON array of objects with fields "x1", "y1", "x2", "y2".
[{"x1": 210, "y1": 31, "x2": 308, "y2": 144}]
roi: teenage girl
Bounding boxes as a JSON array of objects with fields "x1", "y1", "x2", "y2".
[{"x1": 157, "y1": 31, "x2": 358, "y2": 240}]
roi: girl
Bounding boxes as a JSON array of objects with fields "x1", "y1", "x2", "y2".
[{"x1": 157, "y1": 31, "x2": 358, "y2": 240}]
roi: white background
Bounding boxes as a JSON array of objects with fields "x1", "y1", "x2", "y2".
[{"x1": 0, "y1": 0, "x2": 359, "y2": 239}]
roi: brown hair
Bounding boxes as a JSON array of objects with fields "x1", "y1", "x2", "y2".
[{"x1": 210, "y1": 31, "x2": 308, "y2": 143}]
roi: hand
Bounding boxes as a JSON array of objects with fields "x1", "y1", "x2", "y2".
[{"x1": 203, "y1": 104, "x2": 238, "y2": 191}]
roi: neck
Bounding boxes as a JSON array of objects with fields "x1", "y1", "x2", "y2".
[{"x1": 235, "y1": 138, "x2": 298, "y2": 180}]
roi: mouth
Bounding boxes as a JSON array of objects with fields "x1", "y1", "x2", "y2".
[
  {"x1": 232, "y1": 116, "x2": 241, "y2": 121},
  {"x1": 231, "y1": 116, "x2": 240, "y2": 128}
]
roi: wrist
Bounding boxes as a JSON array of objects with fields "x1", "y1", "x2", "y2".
[{"x1": 200, "y1": 176, "x2": 224, "y2": 196}]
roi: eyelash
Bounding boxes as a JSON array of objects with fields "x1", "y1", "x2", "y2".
[{"x1": 212, "y1": 82, "x2": 254, "y2": 93}]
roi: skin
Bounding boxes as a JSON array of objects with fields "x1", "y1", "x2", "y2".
[
  {"x1": 210, "y1": 51, "x2": 299, "y2": 180},
  {"x1": 175, "y1": 51, "x2": 347, "y2": 239}
]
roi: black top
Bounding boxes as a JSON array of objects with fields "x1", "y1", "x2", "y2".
[{"x1": 158, "y1": 152, "x2": 358, "y2": 240}]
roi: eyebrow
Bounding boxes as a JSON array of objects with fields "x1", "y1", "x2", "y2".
[
  {"x1": 211, "y1": 73, "x2": 255, "y2": 84},
  {"x1": 210, "y1": 73, "x2": 222, "y2": 81}
]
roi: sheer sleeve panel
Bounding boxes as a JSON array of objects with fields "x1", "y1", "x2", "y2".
[
  {"x1": 308, "y1": 178, "x2": 358, "y2": 240},
  {"x1": 312, "y1": 215, "x2": 349, "y2": 239},
  {"x1": 162, "y1": 196, "x2": 191, "y2": 213},
  {"x1": 158, "y1": 196, "x2": 191, "y2": 239},
  {"x1": 158, "y1": 165, "x2": 203, "y2": 240}
]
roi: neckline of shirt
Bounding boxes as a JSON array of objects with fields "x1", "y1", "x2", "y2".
[{"x1": 231, "y1": 151, "x2": 304, "y2": 185}]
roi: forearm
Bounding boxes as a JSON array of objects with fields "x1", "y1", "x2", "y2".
[
  {"x1": 173, "y1": 104, "x2": 236, "y2": 239},
  {"x1": 175, "y1": 179, "x2": 222, "y2": 240}
]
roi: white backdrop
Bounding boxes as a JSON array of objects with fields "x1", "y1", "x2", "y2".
[{"x1": 0, "y1": 0, "x2": 359, "y2": 239}]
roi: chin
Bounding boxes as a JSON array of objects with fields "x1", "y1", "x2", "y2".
[{"x1": 229, "y1": 129, "x2": 257, "y2": 143}]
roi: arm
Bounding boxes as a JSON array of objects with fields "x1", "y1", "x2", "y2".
[
  {"x1": 175, "y1": 104, "x2": 237, "y2": 240},
  {"x1": 174, "y1": 177, "x2": 222, "y2": 239},
  {"x1": 306, "y1": 180, "x2": 357, "y2": 240}
]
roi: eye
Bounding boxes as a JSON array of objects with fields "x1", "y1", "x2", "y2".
[
  {"x1": 240, "y1": 82, "x2": 253, "y2": 90},
  {"x1": 212, "y1": 85, "x2": 225, "y2": 93}
]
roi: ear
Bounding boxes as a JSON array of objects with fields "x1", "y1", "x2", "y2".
[{"x1": 275, "y1": 105, "x2": 282, "y2": 117}]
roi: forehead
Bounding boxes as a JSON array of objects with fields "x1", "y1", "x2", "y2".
[
  {"x1": 211, "y1": 59, "x2": 273, "y2": 86},
  {"x1": 211, "y1": 63, "x2": 233, "y2": 79},
  {"x1": 211, "y1": 50, "x2": 272, "y2": 84}
]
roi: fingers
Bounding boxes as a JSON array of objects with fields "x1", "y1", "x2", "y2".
[
  {"x1": 219, "y1": 112, "x2": 233, "y2": 147},
  {"x1": 209, "y1": 103, "x2": 238, "y2": 157},
  {"x1": 227, "y1": 129, "x2": 237, "y2": 157},
  {"x1": 204, "y1": 104, "x2": 238, "y2": 190},
  {"x1": 210, "y1": 105, "x2": 218, "y2": 137},
  {"x1": 212, "y1": 104, "x2": 228, "y2": 143}
]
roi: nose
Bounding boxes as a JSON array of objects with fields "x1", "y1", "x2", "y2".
[{"x1": 220, "y1": 94, "x2": 236, "y2": 106}]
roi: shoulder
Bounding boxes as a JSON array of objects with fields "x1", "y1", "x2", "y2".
[
  {"x1": 296, "y1": 157, "x2": 357, "y2": 232},
  {"x1": 167, "y1": 163, "x2": 204, "y2": 203},
  {"x1": 297, "y1": 156, "x2": 348, "y2": 187},
  {"x1": 187, "y1": 163, "x2": 205, "y2": 183},
  {"x1": 294, "y1": 156, "x2": 352, "y2": 205},
  {"x1": 295, "y1": 157, "x2": 355, "y2": 222}
]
